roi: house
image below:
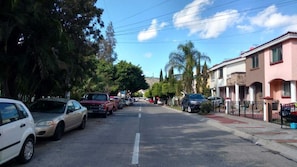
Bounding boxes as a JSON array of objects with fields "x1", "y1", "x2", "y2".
[
  {"x1": 242, "y1": 31, "x2": 297, "y2": 107},
  {"x1": 209, "y1": 32, "x2": 297, "y2": 110},
  {"x1": 208, "y1": 56, "x2": 246, "y2": 103}
]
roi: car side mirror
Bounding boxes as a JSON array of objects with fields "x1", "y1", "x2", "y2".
[{"x1": 67, "y1": 106, "x2": 75, "y2": 113}]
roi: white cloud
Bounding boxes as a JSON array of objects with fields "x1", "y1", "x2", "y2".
[
  {"x1": 172, "y1": 0, "x2": 239, "y2": 39},
  {"x1": 144, "y1": 52, "x2": 152, "y2": 58},
  {"x1": 249, "y1": 5, "x2": 297, "y2": 30},
  {"x1": 237, "y1": 25, "x2": 254, "y2": 32},
  {"x1": 137, "y1": 19, "x2": 168, "y2": 42},
  {"x1": 200, "y1": 10, "x2": 240, "y2": 38}
]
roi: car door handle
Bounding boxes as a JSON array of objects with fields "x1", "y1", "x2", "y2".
[{"x1": 20, "y1": 124, "x2": 26, "y2": 128}]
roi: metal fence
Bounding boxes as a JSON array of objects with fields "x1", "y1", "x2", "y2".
[{"x1": 213, "y1": 101, "x2": 266, "y2": 120}]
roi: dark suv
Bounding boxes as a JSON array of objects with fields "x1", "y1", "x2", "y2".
[{"x1": 181, "y1": 93, "x2": 207, "y2": 113}]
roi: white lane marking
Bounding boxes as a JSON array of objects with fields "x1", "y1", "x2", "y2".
[
  {"x1": 139, "y1": 113, "x2": 141, "y2": 118},
  {"x1": 132, "y1": 133, "x2": 140, "y2": 165},
  {"x1": 139, "y1": 107, "x2": 142, "y2": 111}
]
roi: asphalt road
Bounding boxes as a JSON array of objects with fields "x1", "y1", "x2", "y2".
[{"x1": 4, "y1": 101, "x2": 297, "y2": 167}]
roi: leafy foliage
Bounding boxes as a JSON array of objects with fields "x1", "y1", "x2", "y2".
[
  {"x1": 199, "y1": 102, "x2": 212, "y2": 114},
  {"x1": 0, "y1": 0, "x2": 104, "y2": 99},
  {"x1": 115, "y1": 61, "x2": 149, "y2": 94}
]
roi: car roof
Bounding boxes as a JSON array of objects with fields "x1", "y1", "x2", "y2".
[
  {"x1": 36, "y1": 97, "x2": 71, "y2": 103},
  {"x1": 0, "y1": 98, "x2": 23, "y2": 104}
]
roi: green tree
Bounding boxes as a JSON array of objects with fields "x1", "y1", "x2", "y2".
[
  {"x1": 96, "y1": 60, "x2": 117, "y2": 93},
  {"x1": 201, "y1": 62, "x2": 211, "y2": 97},
  {"x1": 165, "y1": 41, "x2": 197, "y2": 94},
  {"x1": 167, "y1": 67, "x2": 177, "y2": 96},
  {"x1": 115, "y1": 61, "x2": 149, "y2": 94},
  {"x1": 159, "y1": 69, "x2": 163, "y2": 82},
  {"x1": 0, "y1": 0, "x2": 104, "y2": 99},
  {"x1": 98, "y1": 22, "x2": 117, "y2": 63},
  {"x1": 144, "y1": 89, "x2": 152, "y2": 98},
  {"x1": 151, "y1": 82, "x2": 162, "y2": 97},
  {"x1": 195, "y1": 52, "x2": 211, "y2": 94}
]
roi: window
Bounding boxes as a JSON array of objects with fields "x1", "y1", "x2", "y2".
[
  {"x1": 73, "y1": 101, "x2": 81, "y2": 110},
  {"x1": 271, "y1": 45, "x2": 282, "y2": 64},
  {"x1": 16, "y1": 103, "x2": 28, "y2": 119},
  {"x1": 282, "y1": 81, "x2": 291, "y2": 97},
  {"x1": 251, "y1": 54, "x2": 259, "y2": 68},
  {"x1": 211, "y1": 72, "x2": 215, "y2": 80},
  {"x1": 0, "y1": 103, "x2": 20, "y2": 125},
  {"x1": 219, "y1": 68, "x2": 223, "y2": 79}
]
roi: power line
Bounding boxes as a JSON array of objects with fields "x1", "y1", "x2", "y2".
[{"x1": 113, "y1": 0, "x2": 297, "y2": 38}]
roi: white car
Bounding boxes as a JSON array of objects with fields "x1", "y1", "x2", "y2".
[
  {"x1": 0, "y1": 98, "x2": 36, "y2": 165},
  {"x1": 207, "y1": 96, "x2": 223, "y2": 106}
]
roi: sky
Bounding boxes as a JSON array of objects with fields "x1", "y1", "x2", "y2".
[{"x1": 96, "y1": 0, "x2": 297, "y2": 78}]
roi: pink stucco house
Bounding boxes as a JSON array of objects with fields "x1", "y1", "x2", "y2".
[
  {"x1": 241, "y1": 32, "x2": 297, "y2": 108},
  {"x1": 209, "y1": 32, "x2": 297, "y2": 112}
]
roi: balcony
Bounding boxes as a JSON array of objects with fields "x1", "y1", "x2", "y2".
[{"x1": 227, "y1": 72, "x2": 246, "y2": 86}]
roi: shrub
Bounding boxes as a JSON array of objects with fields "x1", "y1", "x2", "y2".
[{"x1": 199, "y1": 102, "x2": 212, "y2": 114}]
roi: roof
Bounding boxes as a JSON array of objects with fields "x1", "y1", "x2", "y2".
[
  {"x1": 209, "y1": 56, "x2": 245, "y2": 71},
  {"x1": 208, "y1": 31, "x2": 297, "y2": 71},
  {"x1": 240, "y1": 31, "x2": 297, "y2": 57}
]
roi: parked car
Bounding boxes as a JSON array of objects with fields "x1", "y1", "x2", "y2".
[
  {"x1": 80, "y1": 92, "x2": 115, "y2": 118},
  {"x1": 29, "y1": 98, "x2": 88, "y2": 140},
  {"x1": 181, "y1": 93, "x2": 208, "y2": 113},
  {"x1": 207, "y1": 96, "x2": 223, "y2": 107},
  {"x1": 110, "y1": 96, "x2": 120, "y2": 110},
  {"x1": 0, "y1": 98, "x2": 36, "y2": 165},
  {"x1": 125, "y1": 98, "x2": 134, "y2": 106},
  {"x1": 118, "y1": 98, "x2": 125, "y2": 109}
]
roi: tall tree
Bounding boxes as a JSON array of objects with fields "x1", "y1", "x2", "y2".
[
  {"x1": 115, "y1": 61, "x2": 149, "y2": 93},
  {"x1": 0, "y1": 0, "x2": 104, "y2": 98},
  {"x1": 195, "y1": 52, "x2": 210, "y2": 93},
  {"x1": 201, "y1": 62, "x2": 210, "y2": 96},
  {"x1": 165, "y1": 41, "x2": 197, "y2": 94},
  {"x1": 159, "y1": 69, "x2": 163, "y2": 82},
  {"x1": 98, "y1": 22, "x2": 117, "y2": 63}
]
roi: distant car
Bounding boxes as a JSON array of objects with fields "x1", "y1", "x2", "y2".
[
  {"x1": 157, "y1": 100, "x2": 164, "y2": 105},
  {"x1": 0, "y1": 98, "x2": 36, "y2": 165},
  {"x1": 29, "y1": 98, "x2": 88, "y2": 140},
  {"x1": 207, "y1": 96, "x2": 223, "y2": 106},
  {"x1": 181, "y1": 93, "x2": 208, "y2": 113},
  {"x1": 80, "y1": 92, "x2": 115, "y2": 118},
  {"x1": 148, "y1": 98, "x2": 154, "y2": 103},
  {"x1": 125, "y1": 98, "x2": 133, "y2": 106},
  {"x1": 118, "y1": 98, "x2": 125, "y2": 109},
  {"x1": 110, "y1": 96, "x2": 120, "y2": 110}
]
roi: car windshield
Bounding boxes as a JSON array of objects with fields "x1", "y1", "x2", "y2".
[
  {"x1": 189, "y1": 94, "x2": 204, "y2": 99},
  {"x1": 85, "y1": 94, "x2": 107, "y2": 101},
  {"x1": 30, "y1": 100, "x2": 66, "y2": 113}
]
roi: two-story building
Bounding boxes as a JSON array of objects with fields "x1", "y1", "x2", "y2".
[
  {"x1": 209, "y1": 56, "x2": 246, "y2": 103},
  {"x1": 242, "y1": 31, "x2": 297, "y2": 106},
  {"x1": 209, "y1": 31, "x2": 297, "y2": 108}
]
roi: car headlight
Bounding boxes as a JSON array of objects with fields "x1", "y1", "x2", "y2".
[{"x1": 36, "y1": 121, "x2": 55, "y2": 126}]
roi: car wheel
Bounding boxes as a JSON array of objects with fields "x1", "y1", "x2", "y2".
[
  {"x1": 187, "y1": 106, "x2": 192, "y2": 113},
  {"x1": 53, "y1": 122, "x2": 64, "y2": 141},
  {"x1": 102, "y1": 110, "x2": 108, "y2": 118},
  {"x1": 79, "y1": 116, "x2": 87, "y2": 130},
  {"x1": 109, "y1": 108, "x2": 114, "y2": 115},
  {"x1": 18, "y1": 137, "x2": 34, "y2": 164}
]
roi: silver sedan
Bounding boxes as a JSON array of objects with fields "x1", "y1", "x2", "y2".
[{"x1": 29, "y1": 98, "x2": 88, "y2": 140}]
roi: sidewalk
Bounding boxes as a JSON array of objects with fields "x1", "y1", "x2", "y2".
[{"x1": 205, "y1": 112, "x2": 297, "y2": 162}]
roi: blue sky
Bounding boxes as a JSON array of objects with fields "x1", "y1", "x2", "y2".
[{"x1": 96, "y1": 0, "x2": 297, "y2": 77}]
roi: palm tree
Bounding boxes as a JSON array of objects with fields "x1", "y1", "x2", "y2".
[{"x1": 165, "y1": 41, "x2": 198, "y2": 94}]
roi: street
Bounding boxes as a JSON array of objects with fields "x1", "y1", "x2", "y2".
[{"x1": 4, "y1": 101, "x2": 297, "y2": 167}]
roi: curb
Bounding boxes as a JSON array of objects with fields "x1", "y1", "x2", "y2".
[{"x1": 206, "y1": 118, "x2": 297, "y2": 162}]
